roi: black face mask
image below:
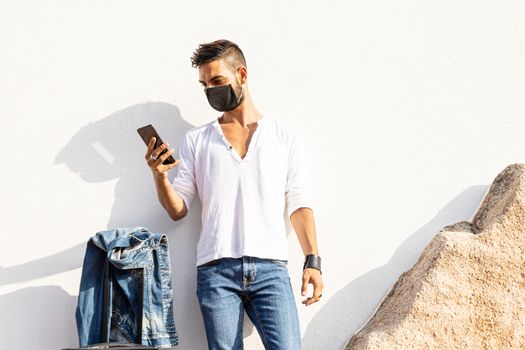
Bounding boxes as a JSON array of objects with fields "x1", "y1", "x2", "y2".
[{"x1": 204, "y1": 83, "x2": 244, "y2": 112}]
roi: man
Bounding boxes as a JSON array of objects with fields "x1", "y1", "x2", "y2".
[{"x1": 145, "y1": 39, "x2": 323, "y2": 349}]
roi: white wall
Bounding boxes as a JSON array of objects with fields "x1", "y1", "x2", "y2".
[{"x1": 1, "y1": 1, "x2": 524, "y2": 349}]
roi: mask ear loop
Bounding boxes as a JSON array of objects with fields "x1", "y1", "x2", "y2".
[
  {"x1": 233, "y1": 74, "x2": 244, "y2": 108},
  {"x1": 236, "y1": 68, "x2": 245, "y2": 102},
  {"x1": 238, "y1": 85, "x2": 244, "y2": 101}
]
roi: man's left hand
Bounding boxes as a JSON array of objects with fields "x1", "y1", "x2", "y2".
[{"x1": 301, "y1": 268, "x2": 324, "y2": 306}]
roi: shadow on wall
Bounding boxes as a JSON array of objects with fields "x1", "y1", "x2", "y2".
[
  {"x1": 1, "y1": 102, "x2": 210, "y2": 349},
  {"x1": 2, "y1": 102, "x2": 194, "y2": 285},
  {"x1": 0, "y1": 102, "x2": 488, "y2": 349},
  {"x1": 300, "y1": 185, "x2": 488, "y2": 350}
]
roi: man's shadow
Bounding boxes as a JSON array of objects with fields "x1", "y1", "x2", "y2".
[{"x1": 0, "y1": 102, "x2": 268, "y2": 349}]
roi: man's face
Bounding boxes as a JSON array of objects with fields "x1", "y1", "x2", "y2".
[{"x1": 198, "y1": 58, "x2": 245, "y2": 111}]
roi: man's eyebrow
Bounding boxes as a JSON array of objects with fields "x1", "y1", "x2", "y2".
[{"x1": 198, "y1": 75, "x2": 224, "y2": 84}]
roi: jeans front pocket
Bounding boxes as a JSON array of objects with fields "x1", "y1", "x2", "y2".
[{"x1": 269, "y1": 258, "x2": 288, "y2": 268}]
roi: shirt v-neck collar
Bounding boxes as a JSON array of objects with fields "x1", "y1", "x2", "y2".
[{"x1": 212, "y1": 116, "x2": 266, "y2": 162}]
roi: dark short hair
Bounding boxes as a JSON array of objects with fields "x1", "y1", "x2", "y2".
[{"x1": 190, "y1": 39, "x2": 247, "y2": 71}]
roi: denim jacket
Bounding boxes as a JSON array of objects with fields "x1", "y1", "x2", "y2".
[{"x1": 75, "y1": 227, "x2": 179, "y2": 348}]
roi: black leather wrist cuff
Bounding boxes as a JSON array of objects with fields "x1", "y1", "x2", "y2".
[{"x1": 303, "y1": 254, "x2": 322, "y2": 274}]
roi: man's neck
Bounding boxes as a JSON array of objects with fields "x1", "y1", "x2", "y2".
[{"x1": 219, "y1": 94, "x2": 262, "y2": 128}]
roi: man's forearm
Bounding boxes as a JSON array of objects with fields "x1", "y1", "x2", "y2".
[
  {"x1": 153, "y1": 174, "x2": 187, "y2": 220},
  {"x1": 290, "y1": 207, "x2": 318, "y2": 256}
]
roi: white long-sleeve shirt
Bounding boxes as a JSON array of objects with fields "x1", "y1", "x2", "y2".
[{"x1": 171, "y1": 116, "x2": 313, "y2": 267}]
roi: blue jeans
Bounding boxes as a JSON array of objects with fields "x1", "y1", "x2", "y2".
[{"x1": 196, "y1": 256, "x2": 301, "y2": 349}]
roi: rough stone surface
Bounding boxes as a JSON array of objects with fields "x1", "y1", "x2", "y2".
[{"x1": 345, "y1": 163, "x2": 525, "y2": 350}]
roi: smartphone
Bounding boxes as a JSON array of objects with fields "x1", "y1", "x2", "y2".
[{"x1": 137, "y1": 124, "x2": 176, "y2": 165}]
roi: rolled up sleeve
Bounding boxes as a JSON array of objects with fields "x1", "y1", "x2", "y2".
[
  {"x1": 171, "y1": 131, "x2": 197, "y2": 211},
  {"x1": 285, "y1": 129, "x2": 314, "y2": 219}
]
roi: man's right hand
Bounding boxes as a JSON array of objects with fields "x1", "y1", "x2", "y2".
[{"x1": 145, "y1": 137, "x2": 180, "y2": 180}]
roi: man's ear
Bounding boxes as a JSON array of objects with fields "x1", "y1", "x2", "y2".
[{"x1": 237, "y1": 66, "x2": 247, "y2": 85}]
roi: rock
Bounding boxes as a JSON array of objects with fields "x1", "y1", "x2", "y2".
[{"x1": 345, "y1": 163, "x2": 525, "y2": 350}]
